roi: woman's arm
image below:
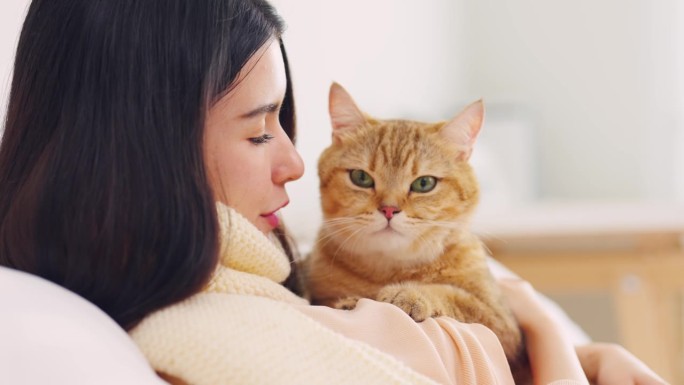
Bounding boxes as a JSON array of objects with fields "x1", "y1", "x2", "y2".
[
  {"x1": 498, "y1": 278, "x2": 589, "y2": 385},
  {"x1": 489, "y1": 258, "x2": 669, "y2": 385},
  {"x1": 297, "y1": 299, "x2": 515, "y2": 385},
  {"x1": 487, "y1": 257, "x2": 591, "y2": 345}
]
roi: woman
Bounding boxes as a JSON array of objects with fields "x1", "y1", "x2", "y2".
[{"x1": 0, "y1": 1, "x2": 667, "y2": 384}]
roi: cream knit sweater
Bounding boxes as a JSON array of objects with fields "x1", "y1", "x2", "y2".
[{"x1": 129, "y1": 204, "x2": 584, "y2": 385}]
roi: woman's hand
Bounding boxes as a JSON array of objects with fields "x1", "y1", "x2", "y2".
[
  {"x1": 497, "y1": 277, "x2": 556, "y2": 331},
  {"x1": 499, "y1": 278, "x2": 669, "y2": 385},
  {"x1": 498, "y1": 277, "x2": 589, "y2": 384},
  {"x1": 576, "y1": 343, "x2": 669, "y2": 385}
]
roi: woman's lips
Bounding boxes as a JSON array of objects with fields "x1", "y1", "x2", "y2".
[
  {"x1": 261, "y1": 213, "x2": 279, "y2": 228},
  {"x1": 260, "y1": 201, "x2": 288, "y2": 229}
]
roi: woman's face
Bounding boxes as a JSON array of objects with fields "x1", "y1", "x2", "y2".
[{"x1": 204, "y1": 40, "x2": 304, "y2": 234}]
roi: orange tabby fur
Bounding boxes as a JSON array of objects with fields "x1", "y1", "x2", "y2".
[{"x1": 303, "y1": 83, "x2": 526, "y2": 375}]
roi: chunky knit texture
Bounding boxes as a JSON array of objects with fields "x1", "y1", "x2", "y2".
[
  {"x1": 204, "y1": 203, "x2": 306, "y2": 305},
  {"x1": 211, "y1": 203, "x2": 291, "y2": 285}
]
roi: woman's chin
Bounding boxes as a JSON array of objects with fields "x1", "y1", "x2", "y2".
[{"x1": 252, "y1": 217, "x2": 275, "y2": 234}]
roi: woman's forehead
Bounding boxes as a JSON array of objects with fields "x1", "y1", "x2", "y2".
[{"x1": 213, "y1": 40, "x2": 286, "y2": 111}]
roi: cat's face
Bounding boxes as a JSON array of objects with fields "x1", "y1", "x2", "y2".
[{"x1": 317, "y1": 83, "x2": 483, "y2": 266}]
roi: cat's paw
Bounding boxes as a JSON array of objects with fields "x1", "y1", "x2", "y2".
[
  {"x1": 377, "y1": 285, "x2": 435, "y2": 322},
  {"x1": 333, "y1": 296, "x2": 361, "y2": 310}
]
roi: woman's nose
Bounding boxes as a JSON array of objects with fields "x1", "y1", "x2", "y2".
[{"x1": 273, "y1": 135, "x2": 304, "y2": 184}]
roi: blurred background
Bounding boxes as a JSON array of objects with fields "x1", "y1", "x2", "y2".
[{"x1": 2, "y1": 0, "x2": 683, "y2": 382}]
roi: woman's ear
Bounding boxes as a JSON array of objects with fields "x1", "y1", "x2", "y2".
[
  {"x1": 328, "y1": 82, "x2": 367, "y2": 142},
  {"x1": 440, "y1": 100, "x2": 484, "y2": 161}
]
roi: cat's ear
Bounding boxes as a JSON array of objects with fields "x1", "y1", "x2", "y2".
[
  {"x1": 329, "y1": 82, "x2": 367, "y2": 141},
  {"x1": 440, "y1": 100, "x2": 484, "y2": 161}
]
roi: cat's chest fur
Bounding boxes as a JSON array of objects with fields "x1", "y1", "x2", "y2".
[{"x1": 304, "y1": 230, "x2": 492, "y2": 306}]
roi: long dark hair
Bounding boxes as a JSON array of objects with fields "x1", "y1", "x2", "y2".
[{"x1": 0, "y1": 0, "x2": 296, "y2": 330}]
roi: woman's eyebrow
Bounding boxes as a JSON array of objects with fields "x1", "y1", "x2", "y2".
[{"x1": 241, "y1": 102, "x2": 281, "y2": 119}]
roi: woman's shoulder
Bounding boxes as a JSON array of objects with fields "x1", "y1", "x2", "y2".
[{"x1": 131, "y1": 291, "x2": 299, "y2": 335}]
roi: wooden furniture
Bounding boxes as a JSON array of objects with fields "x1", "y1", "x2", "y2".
[{"x1": 472, "y1": 203, "x2": 684, "y2": 384}]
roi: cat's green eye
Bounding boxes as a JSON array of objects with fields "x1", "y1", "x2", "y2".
[
  {"x1": 349, "y1": 169, "x2": 374, "y2": 188},
  {"x1": 410, "y1": 176, "x2": 437, "y2": 193}
]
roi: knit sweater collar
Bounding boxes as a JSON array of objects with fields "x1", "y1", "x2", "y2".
[{"x1": 203, "y1": 203, "x2": 307, "y2": 305}]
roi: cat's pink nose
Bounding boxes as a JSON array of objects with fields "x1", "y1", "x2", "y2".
[{"x1": 379, "y1": 205, "x2": 401, "y2": 220}]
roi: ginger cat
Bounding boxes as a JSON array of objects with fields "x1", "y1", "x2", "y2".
[{"x1": 303, "y1": 83, "x2": 527, "y2": 378}]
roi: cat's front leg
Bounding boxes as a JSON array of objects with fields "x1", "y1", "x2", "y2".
[{"x1": 376, "y1": 282, "x2": 452, "y2": 322}]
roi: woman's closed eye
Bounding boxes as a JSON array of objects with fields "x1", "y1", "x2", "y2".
[{"x1": 249, "y1": 133, "x2": 274, "y2": 145}]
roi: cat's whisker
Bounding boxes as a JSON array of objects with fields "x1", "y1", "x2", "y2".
[
  {"x1": 424, "y1": 219, "x2": 464, "y2": 227},
  {"x1": 481, "y1": 242, "x2": 495, "y2": 259},
  {"x1": 349, "y1": 222, "x2": 375, "y2": 260},
  {"x1": 412, "y1": 219, "x2": 469, "y2": 232},
  {"x1": 322, "y1": 217, "x2": 359, "y2": 225},
  {"x1": 321, "y1": 222, "x2": 362, "y2": 233},
  {"x1": 322, "y1": 220, "x2": 364, "y2": 236},
  {"x1": 317, "y1": 224, "x2": 360, "y2": 249},
  {"x1": 323, "y1": 215, "x2": 371, "y2": 223},
  {"x1": 330, "y1": 225, "x2": 366, "y2": 263},
  {"x1": 472, "y1": 229, "x2": 507, "y2": 243},
  {"x1": 321, "y1": 221, "x2": 357, "y2": 231},
  {"x1": 345, "y1": 229, "x2": 364, "y2": 262},
  {"x1": 468, "y1": 229, "x2": 508, "y2": 257},
  {"x1": 321, "y1": 217, "x2": 370, "y2": 234},
  {"x1": 415, "y1": 232, "x2": 441, "y2": 262},
  {"x1": 317, "y1": 219, "x2": 376, "y2": 255}
]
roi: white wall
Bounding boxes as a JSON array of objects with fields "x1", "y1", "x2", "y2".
[
  {"x1": 463, "y1": 0, "x2": 683, "y2": 202},
  {"x1": 0, "y1": 0, "x2": 30, "y2": 122},
  {"x1": 676, "y1": 1, "x2": 684, "y2": 203}
]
